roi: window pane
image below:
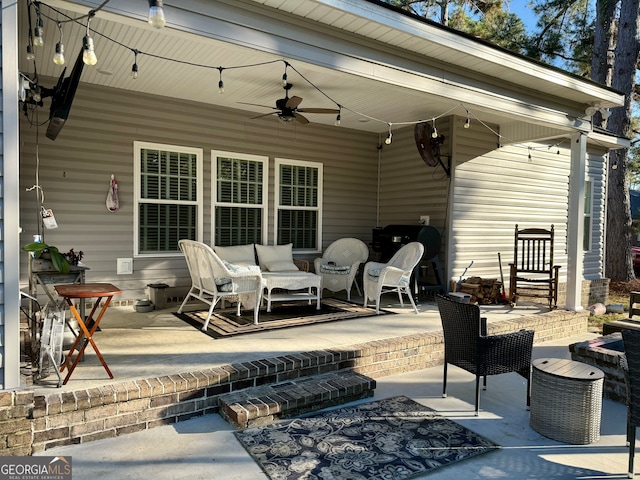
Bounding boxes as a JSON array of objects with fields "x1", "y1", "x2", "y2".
[
  {"x1": 280, "y1": 165, "x2": 317, "y2": 207},
  {"x1": 278, "y1": 210, "x2": 317, "y2": 249},
  {"x1": 217, "y1": 157, "x2": 263, "y2": 204},
  {"x1": 139, "y1": 203, "x2": 197, "y2": 253},
  {"x1": 215, "y1": 206, "x2": 262, "y2": 246},
  {"x1": 141, "y1": 148, "x2": 197, "y2": 201}
]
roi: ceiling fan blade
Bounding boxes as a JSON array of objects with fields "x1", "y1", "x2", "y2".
[
  {"x1": 297, "y1": 108, "x2": 340, "y2": 114},
  {"x1": 250, "y1": 112, "x2": 276, "y2": 119},
  {"x1": 238, "y1": 101, "x2": 275, "y2": 110},
  {"x1": 286, "y1": 96, "x2": 303, "y2": 109},
  {"x1": 294, "y1": 112, "x2": 310, "y2": 124}
]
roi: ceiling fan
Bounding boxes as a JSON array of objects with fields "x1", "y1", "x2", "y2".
[{"x1": 241, "y1": 83, "x2": 340, "y2": 124}]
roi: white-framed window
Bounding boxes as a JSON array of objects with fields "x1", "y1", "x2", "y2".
[
  {"x1": 275, "y1": 158, "x2": 323, "y2": 252},
  {"x1": 583, "y1": 179, "x2": 593, "y2": 251},
  {"x1": 212, "y1": 151, "x2": 268, "y2": 246},
  {"x1": 134, "y1": 141, "x2": 203, "y2": 257}
]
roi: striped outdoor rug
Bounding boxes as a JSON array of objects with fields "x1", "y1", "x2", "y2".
[{"x1": 174, "y1": 298, "x2": 391, "y2": 339}]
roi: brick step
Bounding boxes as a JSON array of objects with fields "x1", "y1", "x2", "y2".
[{"x1": 219, "y1": 371, "x2": 376, "y2": 429}]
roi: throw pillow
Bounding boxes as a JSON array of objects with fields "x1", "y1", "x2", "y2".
[
  {"x1": 265, "y1": 260, "x2": 299, "y2": 272},
  {"x1": 255, "y1": 243, "x2": 294, "y2": 271},
  {"x1": 213, "y1": 244, "x2": 256, "y2": 267}
]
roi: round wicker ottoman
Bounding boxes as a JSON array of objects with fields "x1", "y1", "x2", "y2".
[{"x1": 530, "y1": 358, "x2": 604, "y2": 444}]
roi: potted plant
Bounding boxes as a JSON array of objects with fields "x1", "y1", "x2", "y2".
[{"x1": 22, "y1": 241, "x2": 70, "y2": 273}]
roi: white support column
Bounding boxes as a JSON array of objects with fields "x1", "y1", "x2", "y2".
[{"x1": 565, "y1": 132, "x2": 587, "y2": 311}]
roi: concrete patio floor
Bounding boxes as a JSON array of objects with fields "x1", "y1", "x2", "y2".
[{"x1": 31, "y1": 294, "x2": 633, "y2": 479}]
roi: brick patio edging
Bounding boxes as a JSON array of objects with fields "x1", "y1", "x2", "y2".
[{"x1": 0, "y1": 308, "x2": 588, "y2": 454}]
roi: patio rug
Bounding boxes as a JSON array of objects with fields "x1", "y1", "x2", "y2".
[
  {"x1": 174, "y1": 298, "x2": 392, "y2": 339},
  {"x1": 234, "y1": 395, "x2": 499, "y2": 480}
]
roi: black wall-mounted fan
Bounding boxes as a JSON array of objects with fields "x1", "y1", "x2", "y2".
[
  {"x1": 241, "y1": 83, "x2": 339, "y2": 124},
  {"x1": 414, "y1": 122, "x2": 450, "y2": 176}
]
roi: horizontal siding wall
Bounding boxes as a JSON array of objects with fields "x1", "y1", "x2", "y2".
[
  {"x1": 584, "y1": 149, "x2": 607, "y2": 279},
  {"x1": 448, "y1": 120, "x2": 572, "y2": 290},
  {"x1": 19, "y1": 82, "x2": 379, "y2": 301}
]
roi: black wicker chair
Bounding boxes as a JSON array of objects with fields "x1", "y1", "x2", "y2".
[
  {"x1": 622, "y1": 329, "x2": 640, "y2": 478},
  {"x1": 435, "y1": 294, "x2": 535, "y2": 415}
]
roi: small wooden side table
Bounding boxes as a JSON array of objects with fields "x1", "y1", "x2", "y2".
[{"x1": 54, "y1": 283, "x2": 121, "y2": 385}]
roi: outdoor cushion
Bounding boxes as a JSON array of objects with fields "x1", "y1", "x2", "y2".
[
  {"x1": 319, "y1": 264, "x2": 351, "y2": 275},
  {"x1": 264, "y1": 260, "x2": 299, "y2": 272},
  {"x1": 216, "y1": 261, "x2": 261, "y2": 288},
  {"x1": 213, "y1": 244, "x2": 256, "y2": 267},
  {"x1": 256, "y1": 243, "x2": 294, "y2": 271}
]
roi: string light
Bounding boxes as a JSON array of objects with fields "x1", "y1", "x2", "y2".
[
  {"x1": 131, "y1": 49, "x2": 139, "y2": 79},
  {"x1": 431, "y1": 119, "x2": 438, "y2": 138},
  {"x1": 335, "y1": 107, "x2": 341, "y2": 126},
  {"x1": 528, "y1": 147, "x2": 532, "y2": 161},
  {"x1": 463, "y1": 111, "x2": 470, "y2": 129},
  {"x1": 82, "y1": 16, "x2": 98, "y2": 65},
  {"x1": 53, "y1": 23, "x2": 65, "y2": 65},
  {"x1": 218, "y1": 67, "x2": 224, "y2": 94},
  {"x1": 148, "y1": 0, "x2": 166, "y2": 29},
  {"x1": 282, "y1": 62, "x2": 289, "y2": 87}
]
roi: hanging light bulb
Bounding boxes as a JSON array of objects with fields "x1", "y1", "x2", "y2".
[
  {"x1": 431, "y1": 119, "x2": 438, "y2": 138},
  {"x1": 26, "y1": 45, "x2": 35, "y2": 61},
  {"x1": 148, "y1": 0, "x2": 166, "y2": 29},
  {"x1": 83, "y1": 34, "x2": 98, "y2": 65},
  {"x1": 335, "y1": 112, "x2": 341, "y2": 126},
  {"x1": 53, "y1": 24, "x2": 65, "y2": 65},
  {"x1": 131, "y1": 50, "x2": 139, "y2": 79},
  {"x1": 282, "y1": 63, "x2": 288, "y2": 87},
  {"x1": 33, "y1": 16, "x2": 44, "y2": 47},
  {"x1": 464, "y1": 115, "x2": 470, "y2": 129},
  {"x1": 32, "y1": 86, "x2": 42, "y2": 103},
  {"x1": 528, "y1": 147, "x2": 532, "y2": 161},
  {"x1": 53, "y1": 43, "x2": 65, "y2": 66},
  {"x1": 218, "y1": 67, "x2": 224, "y2": 94},
  {"x1": 385, "y1": 124, "x2": 393, "y2": 145}
]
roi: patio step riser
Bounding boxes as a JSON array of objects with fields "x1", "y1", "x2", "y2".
[{"x1": 219, "y1": 371, "x2": 376, "y2": 429}]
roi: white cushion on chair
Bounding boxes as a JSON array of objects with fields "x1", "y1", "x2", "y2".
[
  {"x1": 256, "y1": 244, "x2": 294, "y2": 271},
  {"x1": 213, "y1": 244, "x2": 256, "y2": 267}
]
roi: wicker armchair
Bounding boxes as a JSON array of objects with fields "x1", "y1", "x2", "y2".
[
  {"x1": 314, "y1": 238, "x2": 369, "y2": 301},
  {"x1": 177, "y1": 240, "x2": 263, "y2": 330},
  {"x1": 435, "y1": 294, "x2": 534, "y2": 415},
  {"x1": 622, "y1": 329, "x2": 640, "y2": 478},
  {"x1": 363, "y1": 242, "x2": 424, "y2": 314}
]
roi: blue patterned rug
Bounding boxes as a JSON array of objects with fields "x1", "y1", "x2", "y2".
[{"x1": 234, "y1": 395, "x2": 499, "y2": 480}]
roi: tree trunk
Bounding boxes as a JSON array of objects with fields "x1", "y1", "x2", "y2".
[{"x1": 604, "y1": 0, "x2": 639, "y2": 281}]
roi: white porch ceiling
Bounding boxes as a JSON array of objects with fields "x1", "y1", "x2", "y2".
[{"x1": 18, "y1": 0, "x2": 624, "y2": 141}]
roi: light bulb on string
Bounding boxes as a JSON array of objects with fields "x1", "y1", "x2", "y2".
[
  {"x1": 82, "y1": 17, "x2": 97, "y2": 66},
  {"x1": 148, "y1": 0, "x2": 166, "y2": 29},
  {"x1": 431, "y1": 119, "x2": 438, "y2": 138},
  {"x1": 528, "y1": 147, "x2": 532, "y2": 162},
  {"x1": 53, "y1": 24, "x2": 65, "y2": 65},
  {"x1": 335, "y1": 111, "x2": 341, "y2": 127},
  {"x1": 385, "y1": 124, "x2": 393, "y2": 145},
  {"x1": 32, "y1": 86, "x2": 42, "y2": 103},
  {"x1": 26, "y1": 44, "x2": 35, "y2": 61},
  {"x1": 218, "y1": 67, "x2": 224, "y2": 94},
  {"x1": 464, "y1": 114, "x2": 470, "y2": 129},
  {"x1": 131, "y1": 50, "x2": 139, "y2": 79},
  {"x1": 33, "y1": 15, "x2": 44, "y2": 47},
  {"x1": 282, "y1": 63, "x2": 288, "y2": 87}
]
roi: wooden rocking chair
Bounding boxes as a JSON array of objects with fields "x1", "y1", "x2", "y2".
[{"x1": 509, "y1": 224, "x2": 560, "y2": 310}]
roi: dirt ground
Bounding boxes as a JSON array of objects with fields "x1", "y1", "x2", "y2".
[{"x1": 609, "y1": 279, "x2": 640, "y2": 297}]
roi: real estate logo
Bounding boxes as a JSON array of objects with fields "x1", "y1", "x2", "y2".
[{"x1": 0, "y1": 456, "x2": 72, "y2": 480}]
